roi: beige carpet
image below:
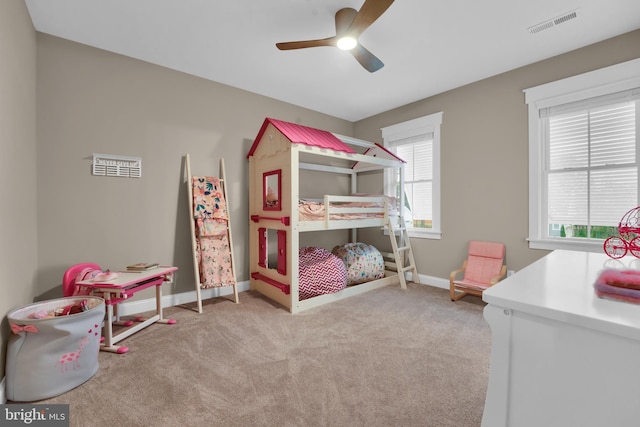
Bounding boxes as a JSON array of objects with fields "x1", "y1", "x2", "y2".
[{"x1": 33, "y1": 283, "x2": 491, "y2": 427}]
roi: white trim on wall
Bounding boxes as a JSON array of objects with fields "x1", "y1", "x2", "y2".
[
  {"x1": 117, "y1": 280, "x2": 250, "y2": 316},
  {"x1": 412, "y1": 273, "x2": 450, "y2": 290}
]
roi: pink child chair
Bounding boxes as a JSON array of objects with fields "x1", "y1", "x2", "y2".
[
  {"x1": 62, "y1": 262, "x2": 102, "y2": 297},
  {"x1": 62, "y1": 263, "x2": 134, "y2": 350},
  {"x1": 450, "y1": 241, "x2": 507, "y2": 301}
]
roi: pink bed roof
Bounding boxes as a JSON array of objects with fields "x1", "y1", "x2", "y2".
[{"x1": 247, "y1": 118, "x2": 356, "y2": 158}]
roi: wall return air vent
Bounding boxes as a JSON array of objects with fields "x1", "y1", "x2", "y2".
[
  {"x1": 528, "y1": 10, "x2": 579, "y2": 35},
  {"x1": 92, "y1": 153, "x2": 142, "y2": 178}
]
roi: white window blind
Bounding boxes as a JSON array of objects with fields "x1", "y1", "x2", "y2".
[
  {"x1": 381, "y1": 112, "x2": 442, "y2": 239},
  {"x1": 542, "y1": 88, "x2": 639, "y2": 237},
  {"x1": 525, "y1": 58, "x2": 640, "y2": 252},
  {"x1": 389, "y1": 134, "x2": 433, "y2": 225}
]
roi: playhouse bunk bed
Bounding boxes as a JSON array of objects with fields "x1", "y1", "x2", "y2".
[{"x1": 247, "y1": 117, "x2": 418, "y2": 313}]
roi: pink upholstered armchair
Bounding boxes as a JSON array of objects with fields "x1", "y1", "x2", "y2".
[{"x1": 450, "y1": 240, "x2": 507, "y2": 301}]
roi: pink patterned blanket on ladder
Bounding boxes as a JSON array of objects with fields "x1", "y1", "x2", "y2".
[{"x1": 192, "y1": 176, "x2": 236, "y2": 289}]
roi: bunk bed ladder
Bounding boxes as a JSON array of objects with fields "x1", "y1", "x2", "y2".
[{"x1": 387, "y1": 216, "x2": 419, "y2": 289}]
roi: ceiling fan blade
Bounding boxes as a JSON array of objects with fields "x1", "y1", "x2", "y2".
[
  {"x1": 346, "y1": 0, "x2": 395, "y2": 36},
  {"x1": 335, "y1": 8, "x2": 357, "y2": 35},
  {"x1": 276, "y1": 37, "x2": 336, "y2": 50},
  {"x1": 350, "y1": 44, "x2": 384, "y2": 73}
]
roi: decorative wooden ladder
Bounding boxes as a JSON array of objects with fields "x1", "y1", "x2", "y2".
[
  {"x1": 186, "y1": 154, "x2": 239, "y2": 314},
  {"x1": 386, "y1": 216, "x2": 419, "y2": 289}
]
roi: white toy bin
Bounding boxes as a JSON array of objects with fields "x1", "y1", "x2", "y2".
[{"x1": 5, "y1": 296, "x2": 105, "y2": 402}]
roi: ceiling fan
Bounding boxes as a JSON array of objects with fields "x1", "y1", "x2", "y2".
[{"x1": 276, "y1": 0, "x2": 395, "y2": 73}]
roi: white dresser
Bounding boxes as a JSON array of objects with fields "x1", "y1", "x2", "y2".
[{"x1": 482, "y1": 250, "x2": 640, "y2": 427}]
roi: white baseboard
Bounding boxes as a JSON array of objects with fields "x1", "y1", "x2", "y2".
[
  {"x1": 116, "y1": 280, "x2": 250, "y2": 316},
  {"x1": 1, "y1": 376, "x2": 6, "y2": 404},
  {"x1": 116, "y1": 275, "x2": 447, "y2": 317},
  {"x1": 410, "y1": 272, "x2": 450, "y2": 290}
]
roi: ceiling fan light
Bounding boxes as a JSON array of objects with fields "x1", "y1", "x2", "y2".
[{"x1": 337, "y1": 36, "x2": 357, "y2": 51}]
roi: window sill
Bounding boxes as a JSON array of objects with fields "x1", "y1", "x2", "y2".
[
  {"x1": 527, "y1": 238, "x2": 604, "y2": 253},
  {"x1": 385, "y1": 228, "x2": 442, "y2": 240}
]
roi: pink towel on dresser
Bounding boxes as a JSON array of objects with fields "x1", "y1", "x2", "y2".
[{"x1": 594, "y1": 269, "x2": 640, "y2": 304}]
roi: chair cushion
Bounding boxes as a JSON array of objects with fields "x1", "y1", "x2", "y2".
[
  {"x1": 463, "y1": 241, "x2": 505, "y2": 285},
  {"x1": 468, "y1": 240, "x2": 505, "y2": 259}
]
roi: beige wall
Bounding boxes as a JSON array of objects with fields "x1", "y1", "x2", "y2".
[
  {"x1": 354, "y1": 29, "x2": 640, "y2": 280},
  {"x1": 2, "y1": 5, "x2": 639, "y2": 382},
  {"x1": 0, "y1": 0, "x2": 37, "y2": 380},
  {"x1": 35, "y1": 34, "x2": 353, "y2": 304}
]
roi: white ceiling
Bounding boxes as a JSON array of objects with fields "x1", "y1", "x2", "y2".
[{"x1": 25, "y1": 0, "x2": 640, "y2": 122}]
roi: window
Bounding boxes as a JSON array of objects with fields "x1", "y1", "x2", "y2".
[
  {"x1": 381, "y1": 112, "x2": 443, "y2": 239},
  {"x1": 263, "y1": 169, "x2": 281, "y2": 211},
  {"x1": 525, "y1": 58, "x2": 640, "y2": 252}
]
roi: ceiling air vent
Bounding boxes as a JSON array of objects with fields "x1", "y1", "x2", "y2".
[{"x1": 528, "y1": 10, "x2": 579, "y2": 35}]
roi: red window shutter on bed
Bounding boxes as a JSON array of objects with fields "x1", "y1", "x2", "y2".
[
  {"x1": 258, "y1": 227, "x2": 266, "y2": 268},
  {"x1": 278, "y1": 230, "x2": 286, "y2": 275}
]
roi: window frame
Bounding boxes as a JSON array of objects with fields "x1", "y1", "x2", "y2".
[
  {"x1": 381, "y1": 112, "x2": 443, "y2": 240},
  {"x1": 524, "y1": 58, "x2": 640, "y2": 252}
]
